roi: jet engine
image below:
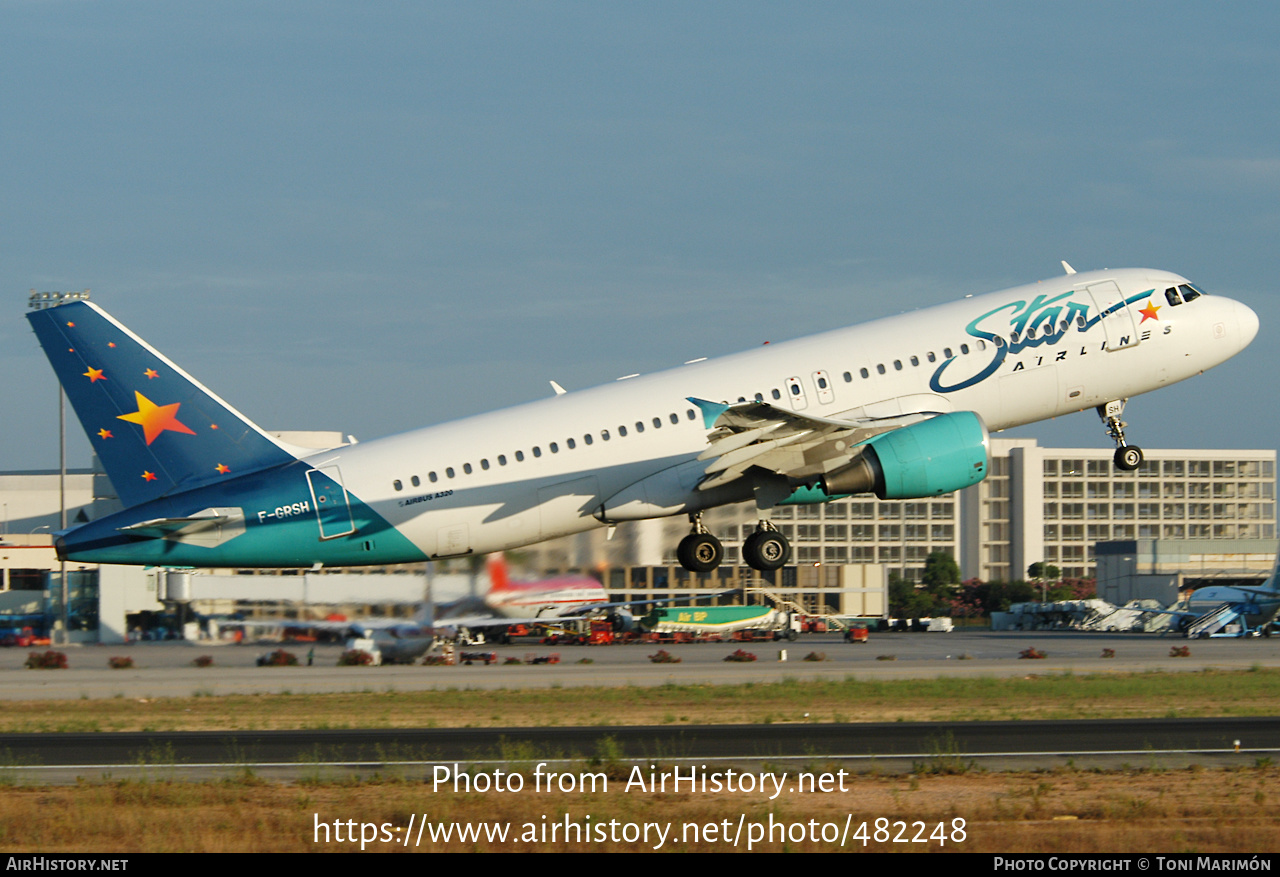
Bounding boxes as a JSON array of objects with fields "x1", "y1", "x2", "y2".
[{"x1": 821, "y1": 411, "x2": 989, "y2": 500}]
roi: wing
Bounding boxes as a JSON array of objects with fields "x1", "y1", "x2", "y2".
[
  {"x1": 439, "y1": 590, "x2": 740, "y2": 629},
  {"x1": 687, "y1": 397, "x2": 953, "y2": 495}
]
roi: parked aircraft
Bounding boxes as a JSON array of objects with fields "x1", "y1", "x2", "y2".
[
  {"x1": 1175, "y1": 550, "x2": 1280, "y2": 637},
  {"x1": 28, "y1": 266, "x2": 1258, "y2": 573},
  {"x1": 479, "y1": 553, "x2": 607, "y2": 618}
]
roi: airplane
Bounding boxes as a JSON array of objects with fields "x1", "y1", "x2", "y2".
[
  {"x1": 1167, "y1": 549, "x2": 1280, "y2": 637},
  {"x1": 471, "y1": 553, "x2": 608, "y2": 619},
  {"x1": 27, "y1": 265, "x2": 1259, "y2": 574},
  {"x1": 433, "y1": 555, "x2": 714, "y2": 642}
]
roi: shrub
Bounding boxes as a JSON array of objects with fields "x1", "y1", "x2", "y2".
[
  {"x1": 25, "y1": 650, "x2": 67, "y2": 669},
  {"x1": 192, "y1": 655, "x2": 214, "y2": 668},
  {"x1": 1019, "y1": 647, "x2": 1047, "y2": 660},
  {"x1": 1101, "y1": 648, "x2": 1116, "y2": 659},
  {"x1": 108, "y1": 656, "x2": 134, "y2": 669},
  {"x1": 259, "y1": 649, "x2": 298, "y2": 667},
  {"x1": 802, "y1": 651, "x2": 826, "y2": 662},
  {"x1": 648, "y1": 649, "x2": 681, "y2": 664},
  {"x1": 337, "y1": 649, "x2": 374, "y2": 666},
  {"x1": 724, "y1": 649, "x2": 757, "y2": 662},
  {"x1": 1169, "y1": 646, "x2": 1191, "y2": 658}
]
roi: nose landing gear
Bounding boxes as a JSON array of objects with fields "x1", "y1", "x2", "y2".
[{"x1": 1099, "y1": 400, "x2": 1144, "y2": 471}]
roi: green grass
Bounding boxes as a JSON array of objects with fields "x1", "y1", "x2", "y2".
[{"x1": 0, "y1": 668, "x2": 1275, "y2": 733}]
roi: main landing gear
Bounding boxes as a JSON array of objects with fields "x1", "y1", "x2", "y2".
[
  {"x1": 676, "y1": 514, "x2": 792, "y2": 573},
  {"x1": 1098, "y1": 399, "x2": 1144, "y2": 471},
  {"x1": 676, "y1": 515, "x2": 722, "y2": 573},
  {"x1": 742, "y1": 521, "x2": 790, "y2": 571}
]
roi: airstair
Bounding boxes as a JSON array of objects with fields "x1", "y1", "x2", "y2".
[
  {"x1": 745, "y1": 584, "x2": 850, "y2": 631},
  {"x1": 1184, "y1": 602, "x2": 1246, "y2": 638}
]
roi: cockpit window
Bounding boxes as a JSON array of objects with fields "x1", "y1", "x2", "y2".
[
  {"x1": 1178, "y1": 284, "x2": 1202, "y2": 303},
  {"x1": 1165, "y1": 287, "x2": 1183, "y2": 307}
]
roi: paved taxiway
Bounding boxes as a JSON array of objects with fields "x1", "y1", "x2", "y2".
[{"x1": 2, "y1": 630, "x2": 1277, "y2": 701}]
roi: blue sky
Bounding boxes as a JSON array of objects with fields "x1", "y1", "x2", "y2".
[{"x1": 2, "y1": 2, "x2": 1276, "y2": 472}]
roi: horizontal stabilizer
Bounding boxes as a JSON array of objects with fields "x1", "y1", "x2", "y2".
[{"x1": 118, "y1": 507, "x2": 246, "y2": 548}]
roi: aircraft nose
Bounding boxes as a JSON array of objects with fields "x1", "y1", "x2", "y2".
[{"x1": 1235, "y1": 299, "x2": 1260, "y2": 347}]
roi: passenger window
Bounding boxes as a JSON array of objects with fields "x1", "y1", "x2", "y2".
[
  {"x1": 429, "y1": 471, "x2": 438, "y2": 482},
  {"x1": 567, "y1": 437, "x2": 576, "y2": 449},
  {"x1": 481, "y1": 459, "x2": 490, "y2": 470},
  {"x1": 927, "y1": 352, "x2": 937, "y2": 363},
  {"x1": 497, "y1": 456, "x2": 507, "y2": 466},
  {"x1": 393, "y1": 479, "x2": 402, "y2": 491},
  {"x1": 754, "y1": 393, "x2": 764, "y2": 402},
  {"x1": 944, "y1": 348, "x2": 953, "y2": 358},
  {"x1": 669, "y1": 413, "x2": 679, "y2": 424},
  {"x1": 817, "y1": 376, "x2": 828, "y2": 389},
  {"x1": 652, "y1": 417, "x2": 661, "y2": 428},
  {"x1": 618, "y1": 426, "x2": 628, "y2": 437},
  {"x1": 860, "y1": 368, "x2": 869, "y2": 378},
  {"x1": 533, "y1": 446, "x2": 542, "y2": 457},
  {"x1": 790, "y1": 384, "x2": 801, "y2": 395},
  {"x1": 686, "y1": 409, "x2": 696, "y2": 420},
  {"x1": 893, "y1": 360, "x2": 902, "y2": 371},
  {"x1": 960, "y1": 344, "x2": 969, "y2": 354},
  {"x1": 411, "y1": 476, "x2": 420, "y2": 487},
  {"x1": 446, "y1": 467, "x2": 456, "y2": 478},
  {"x1": 635, "y1": 422, "x2": 644, "y2": 433},
  {"x1": 876, "y1": 364, "x2": 886, "y2": 375},
  {"x1": 584, "y1": 434, "x2": 593, "y2": 445},
  {"x1": 515, "y1": 451, "x2": 524, "y2": 462},
  {"x1": 843, "y1": 371, "x2": 852, "y2": 382},
  {"x1": 771, "y1": 389, "x2": 781, "y2": 400},
  {"x1": 910, "y1": 356, "x2": 919, "y2": 366},
  {"x1": 463, "y1": 463, "x2": 472, "y2": 474},
  {"x1": 550, "y1": 442, "x2": 559, "y2": 453},
  {"x1": 602, "y1": 430, "x2": 611, "y2": 441}
]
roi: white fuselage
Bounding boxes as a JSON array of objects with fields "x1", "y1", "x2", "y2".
[{"x1": 304, "y1": 268, "x2": 1258, "y2": 561}]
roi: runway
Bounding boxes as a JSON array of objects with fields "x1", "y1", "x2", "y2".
[
  {"x1": 1, "y1": 629, "x2": 1277, "y2": 701},
  {"x1": 2, "y1": 716, "x2": 1277, "y2": 784}
]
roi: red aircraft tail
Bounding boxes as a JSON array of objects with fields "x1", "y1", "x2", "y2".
[{"x1": 486, "y1": 553, "x2": 513, "y2": 592}]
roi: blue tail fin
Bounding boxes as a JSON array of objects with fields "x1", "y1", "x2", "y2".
[{"x1": 27, "y1": 301, "x2": 298, "y2": 508}]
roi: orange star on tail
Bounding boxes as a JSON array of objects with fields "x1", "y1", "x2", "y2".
[{"x1": 117, "y1": 392, "x2": 196, "y2": 445}]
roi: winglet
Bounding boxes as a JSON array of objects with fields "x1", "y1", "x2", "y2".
[
  {"x1": 1061, "y1": 261, "x2": 1077, "y2": 275},
  {"x1": 549, "y1": 380, "x2": 567, "y2": 396},
  {"x1": 687, "y1": 397, "x2": 730, "y2": 429}
]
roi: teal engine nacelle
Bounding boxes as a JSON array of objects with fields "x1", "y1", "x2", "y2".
[{"x1": 820, "y1": 412, "x2": 988, "y2": 500}]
